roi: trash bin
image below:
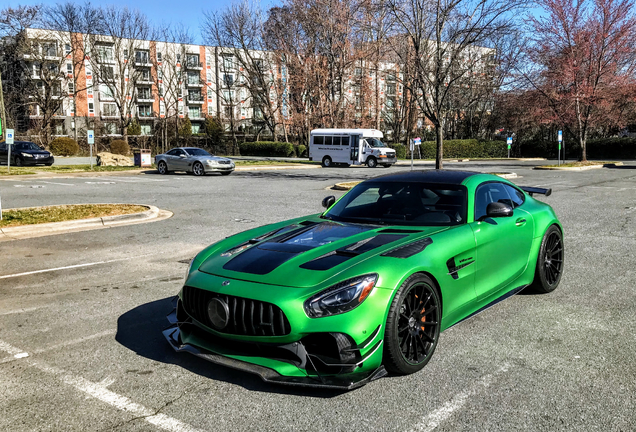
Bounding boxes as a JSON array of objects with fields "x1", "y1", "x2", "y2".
[{"x1": 134, "y1": 149, "x2": 152, "y2": 167}]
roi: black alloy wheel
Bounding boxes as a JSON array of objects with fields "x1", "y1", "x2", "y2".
[
  {"x1": 14, "y1": 156, "x2": 22, "y2": 166},
  {"x1": 367, "y1": 157, "x2": 377, "y2": 168},
  {"x1": 384, "y1": 274, "x2": 441, "y2": 374},
  {"x1": 157, "y1": 161, "x2": 168, "y2": 174},
  {"x1": 530, "y1": 225, "x2": 564, "y2": 293},
  {"x1": 322, "y1": 156, "x2": 332, "y2": 167},
  {"x1": 192, "y1": 162, "x2": 205, "y2": 176}
]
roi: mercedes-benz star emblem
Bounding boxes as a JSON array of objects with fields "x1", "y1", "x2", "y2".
[
  {"x1": 207, "y1": 298, "x2": 230, "y2": 330},
  {"x1": 222, "y1": 280, "x2": 230, "y2": 286}
]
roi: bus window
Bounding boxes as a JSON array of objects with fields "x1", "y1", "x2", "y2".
[
  {"x1": 333, "y1": 136, "x2": 341, "y2": 146},
  {"x1": 314, "y1": 136, "x2": 324, "y2": 145},
  {"x1": 341, "y1": 136, "x2": 349, "y2": 146},
  {"x1": 325, "y1": 136, "x2": 332, "y2": 145}
]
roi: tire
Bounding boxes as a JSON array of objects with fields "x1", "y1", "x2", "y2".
[
  {"x1": 14, "y1": 157, "x2": 22, "y2": 167},
  {"x1": 220, "y1": 171, "x2": 232, "y2": 176},
  {"x1": 157, "y1": 161, "x2": 169, "y2": 175},
  {"x1": 382, "y1": 164, "x2": 392, "y2": 168},
  {"x1": 383, "y1": 274, "x2": 441, "y2": 375},
  {"x1": 321, "y1": 156, "x2": 332, "y2": 167},
  {"x1": 529, "y1": 225, "x2": 564, "y2": 293},
  {"x1": 192, "y1": 162, "x2": 205, "y2": 176},
  {"x1": 367, "y1": 157, "x2": 377, "y2": 168}
]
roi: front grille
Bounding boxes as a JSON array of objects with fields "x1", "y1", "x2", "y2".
[
  {"x1": 386, "y1": 152, "x2": 396, "y2": 158},
  {"x1": 218, "y1": 160, "x2": 231, "y2": 164},
  {"x1": 182, "y1": 286, "x2": 291, "y2": 336}
]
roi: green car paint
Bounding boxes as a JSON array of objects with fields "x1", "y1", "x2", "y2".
[{"x1": 163, "y1": 170, "x2": 563, "y2": 389}]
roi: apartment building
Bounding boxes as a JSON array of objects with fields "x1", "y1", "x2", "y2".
[{"x1": 6, "y1": 28, "x2": 290, "y2": 138}]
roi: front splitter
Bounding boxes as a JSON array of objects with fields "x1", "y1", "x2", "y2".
[{"x1": 163, "y1": 325, "x2": 387, "y2": 390}]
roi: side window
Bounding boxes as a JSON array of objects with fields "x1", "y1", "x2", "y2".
[
  {"x1": 167, "y1": 149, "x2": 179, "y2": 156},
  {"x1": 324, "y1": 136, "x2": 332, "y2": 145},
  {"x1": 474, "y1": 182, "x2": 513, "y2": 220},
  {"x1": 333, "y1": 136, "x2": 341, "y2": 146},
  {"x1": 341, "y1": 136, "x2": 349, "y2": 146},
  {"x1": 504, "y1": 184, "x2": 525, "y2": 208},
  {"x1": 314, "y1": 136, "x2": 324, "y2": 145},
  {"x1": 0, "y1": 143, "x2": 5, "y2": 151}
]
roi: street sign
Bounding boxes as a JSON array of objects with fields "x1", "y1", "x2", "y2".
[
  {"x1": 87, "y1": 130, "x2": 95, "y2": 169},
  {"x1": 6, "y1": 128, "x2": 14, "y2": 144},
  {"x1": 87, "y1": 130, "x2": 94, "y2": 145},
  {"x1": 506, "y1": 136, "x2": 512, "y2": 158},
  {"x1": 558, "y1": 130, "x2": 562, "y2": 142},
  {"x1": 414, "y1": 137, "x2": 421, "y2": 145}
]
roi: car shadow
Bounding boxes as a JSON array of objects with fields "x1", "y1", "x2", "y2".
[{"x1": 115, "y1": 297, "x2": 345, "y2": 398}]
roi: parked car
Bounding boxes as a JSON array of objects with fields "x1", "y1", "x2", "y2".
[
  {"x1": 0, "y1": 141, "x2": 54, "y2": 166},
  {"x1": 155, "y1": 147, "x2": 235, "y2": 176},
  {"x1": 163, "y1": 170, "x2": 563, "y2": 389}
]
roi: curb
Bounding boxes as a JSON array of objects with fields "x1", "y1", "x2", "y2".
[
  {"x1": 0, "y1": 204, "x2": 168, "y2": 241},
  {"x1": 332, "y1": 181, "x2": 362, "y2": 191},
  {"x1": 492, "y1": 172, "x2": 518, "y2": 179},
  {"x1": 533, "y1": 162, "x2": 623, "y2": 171}
]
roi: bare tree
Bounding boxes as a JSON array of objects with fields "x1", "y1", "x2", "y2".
[
  {"x1": 386, "y1": 0, "x2": 524, "y2": 168},
  {"x1": 85, "y1": 6, "x2": 154, "y2": 141}
]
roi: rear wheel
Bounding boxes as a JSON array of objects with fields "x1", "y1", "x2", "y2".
[
  {"x1": 157, "y1": 161, "x2": 169, "y2": 175},
  {"x1": 384, "y1": 274, "x2": 441, "y2": 375},
  {"x1": 529, "y1": 225, "x2": 564, "y2": 293},
  {"x1": 367, "y1": 157, "x2": 377, "y2": 168},
  {"x1": 192, "y1": 162, "x2": 205, "y2": 176},
  {"x1": 321, "y1": 156, "x2": 332, "y2": 167}
]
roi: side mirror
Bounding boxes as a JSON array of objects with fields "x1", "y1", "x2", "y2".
[
  {"x1": 179, "y1": 154, "x2": 187, "y2": 158},
  {"x1": 485, "y1": 202, "x2": 513, "y2": 219},
  {"x1": 322, "y1": 195, "x2": 336, "y2": 209}
]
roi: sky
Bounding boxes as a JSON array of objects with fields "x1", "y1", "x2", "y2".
[{"x1": 5, "y1": 0, "x2": 280, "y2": 44}]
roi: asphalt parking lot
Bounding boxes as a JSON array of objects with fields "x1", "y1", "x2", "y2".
[{"x1": 0, "y1": 160, "x2": 635, "y2": 431}]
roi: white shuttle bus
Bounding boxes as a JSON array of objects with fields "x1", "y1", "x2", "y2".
[{"x1": 308, "y1": 128, "x2": 397, "y2": 168}]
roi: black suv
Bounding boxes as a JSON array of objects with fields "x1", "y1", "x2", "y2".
[{"x1": 0, "y1": 141, "x2": 54, "y2": 166}]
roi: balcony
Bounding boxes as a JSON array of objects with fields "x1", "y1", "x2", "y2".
[
  {"x1": 137, "y1": 78, "x2": 153, "y2": 85},
  {"x1": 138, "y1": 112, "x2": 155, "y2": 118},
  {"x1": 186, "y1": 80, "x2": 204, "y2": 88},
  {"x1": 100, "y1": 113, "x2": 119, "y2": 119},
  {"x1": 185, "y1": 61, "x2": 203, "y2": 70},
  {"x1": 186, "y1": 96, "x2": 204, "y2": 105},
  {"x1": 136, "y1": 96, "x2": 155, "y2": 103}
]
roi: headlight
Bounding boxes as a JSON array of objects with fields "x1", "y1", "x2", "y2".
[
  {"x1": 22, "y1": 153, "x2": 34, "y2": 157},
  {"x1": 304, "y1": 274, "x2": 378, "y2": 318},
  {"x1": 184, "y1": 258, "x2": 196, "y2": 285},
  {"x1": 207, "y1": 160, "x2": 217, "y2": 165}
]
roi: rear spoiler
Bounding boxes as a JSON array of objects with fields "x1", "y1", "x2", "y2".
[{"x1": 520, "y1": 186, "x2": 552, "y2": 197}]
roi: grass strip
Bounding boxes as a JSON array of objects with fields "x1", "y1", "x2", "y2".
[{"x1": 0, "y1": 204, "x2": 148, "y2": 228}]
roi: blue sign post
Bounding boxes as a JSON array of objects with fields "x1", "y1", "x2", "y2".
[
  {"x1": 6, "y1": 129, "x2": 14, "y2": 174},
  {"x1": 87, "y1": 130, "x2": 95, "y2": 169},
  {"x1": 558, "y1": 130, "x2": 562, "y2": 166},
  {"x1": 411, "y1": 137, "x2": 421, "y2": 171},
  {"x1": 506, "y1": 137, "x2": 512, "y2": 158}
]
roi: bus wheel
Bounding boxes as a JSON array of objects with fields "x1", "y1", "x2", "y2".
[
  {"x1": 322, "y1": 156, "x2": 332, "y2": 167},
  {"x1": 367, "y1": 157, "x2": 378, "y2": 168}
]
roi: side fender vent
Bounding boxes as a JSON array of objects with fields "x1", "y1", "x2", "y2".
[{"x1": 381, "y1": 238, "x2": 433, "y2": 258}]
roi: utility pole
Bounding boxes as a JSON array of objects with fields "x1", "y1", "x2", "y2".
[{"x1": 0, "y1": 69, "x2": 6, "y2": 142}]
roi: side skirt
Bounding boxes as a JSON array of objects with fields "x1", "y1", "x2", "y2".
[{"x1": 449, "y1": 284, "x2": 528, "y2": 329}]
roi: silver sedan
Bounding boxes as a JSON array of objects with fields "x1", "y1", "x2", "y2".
[{"x1": 155, "y1": 147, "x2": 235, "y2": 176}]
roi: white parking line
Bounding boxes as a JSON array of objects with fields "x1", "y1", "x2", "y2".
[
  {"x1": 0, "y1": 253, "x2": 160, "y2": 280},
  {"x1": 38, "y1": 181, "x2": 75, "y2": 186},
  {"x1": 0, "y1": 338, "x2": 206, "y2": 432},
  {"x1": 408, "y1": 364, "x2": 510, "y2": 432}
]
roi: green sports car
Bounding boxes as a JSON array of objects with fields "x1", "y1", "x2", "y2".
[{"x1": 164, "y1": 170, "x2": 564, "y2": 389}]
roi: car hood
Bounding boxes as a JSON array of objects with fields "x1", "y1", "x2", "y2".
[
  {"x1": 18, "y1": 149, "x2": 50, "y2": 156},
  {"x1": 196, "y1": 216, "x2": 448, "y2": 288},
  {"x1": 193, "y1": 155, "x2": 233, "y2": 163}
]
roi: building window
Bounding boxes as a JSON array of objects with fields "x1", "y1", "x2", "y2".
[
  {"x1": 65, "y1": 44, "x2": 71, "y2": 55},
  {"x1": 187, "y1": 71, "x2": 199, "y2": 85},
  {"x1": 355, "y1": 67, "x2": 362, "y2": 75},
  {"x1": 224, "y1": 106, "x2": 232, "y2": 118},
  {"x1": 253, "y1": 106, "x2": 264, "y2": 121},
  {"x1": 207, "y1": 88, "x2": 212, "y2": 99},
  {"x1": 102, "y1": 103, "x2": 117, "y2": 117},
  {"x1": 88, "y1": 102, "x2": 94, "y2": 114},
  {"x1": 223, "y1": 73, "x2": 234, "y2": 87},
  {"x1": 137, "y1": 87, "x2": 152, "y2": 100},
  {"x1": 135, "y1": 50, "x2": 149, "y2": 64},
  {"x1": 207, "y1": 71, "x2": 212, "y2": 82},
  {"x1": 386, "y1": 83, "x2": 396, "y2": 96},
  {"x1": 186, "y1": 54, "x2": 199, "y2": 67},
  {"x1": 68, "y1": 82, "x2": 74, "y2": 94},
  {"x1": 223, "y1": 90, "x2": 235, "y2": 101},
  {"x1": 138, "y1": 104, "x2": 152, "y2": 117},
  {"x1": 105, "y1": 122, "x2": 118, "y2": 134},
  {"x1": 42, "y1": 42, "x2": 57, "y2": 57},
  {"x1": 188, "y1": 106, "x2": 201, "y2": 118},
  {"x1": 140, "y1": 69, "x2": 151, "y2": 81},
  {"x1": 188, "y1": 89, "x2": 202, "y2": 101},
  {"x1": 157, "y1": 52, "x2": 162, "y2": 62},
  {"x1": 140, "y1": 124, "x2": 152, "y2": 135},
  {"x1": 100, "y1": 84, "x2": 113, "y2": 99},
  {"x1": 191, "y1": 124, "x2": 200, "y2": 134},
  {"x1": 100, "y1": 66, "x2": 114, "y2": 81},
  {"x1": 222, "y1": 55, "x2": 233, "y2": 71},
  {"x1": 67, "y1": 63, "x2": 72, "y2": 74},
  {"x1": 160, "y1": 104, "x2": 165, "y2": 115},
  {"x1": 176, "y1": 53, "x2": 181, "y2": 63},
  {"x1": 96, "y1": 45, "x2": 114, "y2": 63},
  {"x1": 178, "y1": 104, "x2": 183, "y2": 115},
  {"x1": 87, "y1": 85, "x2": 93, "y2": 95}
]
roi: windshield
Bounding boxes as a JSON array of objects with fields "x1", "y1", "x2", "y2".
[
  {"x1": 185, "y1": 148, "x2": 212, "y2": 156},
  {"x1": 15, "y1": 142, "x2": 41, "y2": 151},
  {"x1": 324, "y1": 181, "x2": 467, "y2": 226},
  {"x1": 365, "y1": 138, "x2": 387, "y2": 148}
]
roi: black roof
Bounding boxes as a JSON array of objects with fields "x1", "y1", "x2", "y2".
[{"x1": 368, "y1": 169, "x2": 479, "y2": 184}]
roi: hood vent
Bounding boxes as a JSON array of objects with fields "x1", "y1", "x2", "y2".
[{"x1": 381, "y1": 238, "x2": 433, "y2": 258}]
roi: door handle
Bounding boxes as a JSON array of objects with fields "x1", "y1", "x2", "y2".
[{"x1": 515, "y1": 218, "x2": 527, "y2": 226}]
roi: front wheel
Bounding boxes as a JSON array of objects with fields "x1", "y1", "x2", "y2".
[
  {"x1": 384, "y1": 274, "x2": 441, "y2": 375},
  {"x1": 529, "y1": 225, "x2": 564, "y2": 293},
  {"x1": 321, "y1": 156, "x2": 332, "y2": 167},
  {"x1": 192, "y1": 162, "x2": 205, "y2": 176},
  {"x1": 366, "y1": 157, "x2": 377, "y2": 168},
  {"x1": 157, "y1": 161, "x2": 169, "y2": 175},
  {"x1": 14, "y1": 157, "x2": 22, "y2": 167}
]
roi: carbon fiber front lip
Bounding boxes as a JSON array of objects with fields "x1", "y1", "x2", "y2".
[{"x1": 163, "y1": 313, "x2": 387, "y2": 390}]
